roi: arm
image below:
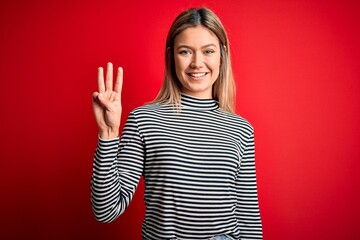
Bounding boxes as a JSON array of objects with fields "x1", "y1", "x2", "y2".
[
  {"x1": 236, "y1": 131, "x2": 263, "y2": 239},
  {"x1": 91, "y1": 111, "x2": 144, "y2": 223},
  {"x1": 91, "y1": 62, "x2": 144, "y2": 222}
]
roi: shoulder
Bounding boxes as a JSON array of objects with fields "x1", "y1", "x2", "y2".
[
  {"x1": 129, "y1": 102, "x2": 169, "y2": 119},
  {"x1": 132, "y1": 102, "x2": 164, "y2": 113},
  {"x1": 218, "y1": 110, "x2": 254, "y2": 136}
]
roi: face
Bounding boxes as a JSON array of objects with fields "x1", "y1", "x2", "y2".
[{"x1": 173, "y1": 25, "x2": 221, "y2": 99}]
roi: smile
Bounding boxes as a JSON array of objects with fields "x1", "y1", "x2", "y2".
[{"x1": 187, "y1": 72, "x2": 208, "y2": 78}]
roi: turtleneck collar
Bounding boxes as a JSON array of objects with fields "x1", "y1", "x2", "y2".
[{"x1": 180, "y1": 93, "x2": 219, "y2": 111}]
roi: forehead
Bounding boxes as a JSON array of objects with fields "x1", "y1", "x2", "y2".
[{"x1": 174, "y1": 25, "x2": 219, "y2": 47}]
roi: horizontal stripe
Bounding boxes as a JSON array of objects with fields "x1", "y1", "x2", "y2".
[{"x1": 91, "y1": 93, "x2": 262, "y2": 239}]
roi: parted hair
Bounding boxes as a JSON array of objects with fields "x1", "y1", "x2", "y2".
[{"x1": 154, "y1": 7, "x2": 236, "y2": 113}]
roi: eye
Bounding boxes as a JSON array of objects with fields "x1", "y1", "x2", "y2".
[
  {"x1": 204, "y1": 49, "x2": 215, "y2": 55},
  {"x1": 179, "y1": 50, "x2": 191, "y2": 55}
]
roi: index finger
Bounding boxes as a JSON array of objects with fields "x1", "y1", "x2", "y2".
[
  {"x1": 114, "y1": 67, "x2": 123, "y2": 95},
  {"x1": 97, "y1": 67, "x2": 105, "y2": 93}
]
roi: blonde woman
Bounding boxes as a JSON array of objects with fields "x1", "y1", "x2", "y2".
[{"x1": 91, "y1": 7, "x2": 262, "y2": 240}]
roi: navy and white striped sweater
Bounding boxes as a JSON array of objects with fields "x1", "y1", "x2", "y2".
[{"x1": 91, "y1": 94, "x2": 262, "y2": 239}]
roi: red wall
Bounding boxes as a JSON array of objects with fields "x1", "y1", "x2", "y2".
[{"x1": 1, "y1": 0, "x2": 359, "y2": 239}]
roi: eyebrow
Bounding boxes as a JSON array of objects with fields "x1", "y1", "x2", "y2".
[{"x1": 175, "y1": 43, "x2": 218, "y2": 50}]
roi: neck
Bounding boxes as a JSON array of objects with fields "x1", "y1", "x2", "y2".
[
  {"x1": 180, "y1": 88, "x2": 213, "y2": 99},
  {"x1": 180, "y1": 93, "x2": 219, "y2": 111}
]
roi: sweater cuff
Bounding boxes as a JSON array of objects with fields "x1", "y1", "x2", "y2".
[
  {"x1": 98, "y1": 135, "x2": 119, "y2": 143},
  {"x1": 96, "y1": 136, "x2": 119, "y2": 154}
]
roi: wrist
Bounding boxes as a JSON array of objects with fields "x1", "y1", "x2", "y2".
[{"x1": 99, "y1": 128, "x2": 119, "y2": 139}]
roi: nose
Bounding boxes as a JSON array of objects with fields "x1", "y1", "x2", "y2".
[{"x1": 191, "y1": 51, "x2": 204, "y2": 68}]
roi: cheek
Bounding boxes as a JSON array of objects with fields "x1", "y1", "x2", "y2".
[
  {"x1": 216, "y1": 54, "x2": 221, "y2": 69},
  {"x1": 210, "y1": 57, "x2": 221, "y2": 74},
  {"x1": 209, "y1": 52, "x2": 221, "y2": 66},
  {"x1": 174, "y1": 57, "x2": 184, "y2": 81},
  {"x1": 174, "y1": 57, "x2": 188, "y2": 74},
  {"x1": 208, "y1": 56, "x2": 221, "y2": 81}
]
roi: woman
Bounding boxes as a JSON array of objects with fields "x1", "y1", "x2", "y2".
[{"x1": 91, "y1": 7, "x2": 262, "y2": 240}]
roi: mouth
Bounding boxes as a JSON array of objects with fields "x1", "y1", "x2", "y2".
[{"x1": 186, "y1": 72, "x2": 209, "y2": 78}]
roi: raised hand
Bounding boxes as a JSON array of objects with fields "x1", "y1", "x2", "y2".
[{"x1": 92, "y1": 62, "x2": 123, "y2": 139}]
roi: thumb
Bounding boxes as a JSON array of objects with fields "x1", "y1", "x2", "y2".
[
  {"x1": 92, "y1": 92, "x2": 99, "y2": 102},
  {"x1": 97, "y1": 94, "x2": 111, "y2": 109}
]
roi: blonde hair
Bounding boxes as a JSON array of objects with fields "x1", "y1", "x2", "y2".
[{"x1": 154, "y1": 7, "x2": 236, "y2": 113}]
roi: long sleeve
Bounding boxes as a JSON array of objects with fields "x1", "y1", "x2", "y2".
[
  {"x1": 90, "y1": 95, "x2": 263, "y2": 238},
  {"x1": 236, "y1": 131, "x2": 263, "y2": 239},
  {"x1": 91, "y1": 111, "x2": 144, "y2": 223}
]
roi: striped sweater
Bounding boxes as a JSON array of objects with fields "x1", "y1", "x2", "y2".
[{"x1": 91, "y1": 94, "x2": 262, "y2": 239}]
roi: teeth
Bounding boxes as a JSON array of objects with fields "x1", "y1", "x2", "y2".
[{"x1": 190, "y1": 73, "x2": 206, "y2": 77}]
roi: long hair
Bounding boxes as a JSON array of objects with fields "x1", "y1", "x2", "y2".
[{"x1": 154, "y1": 7, "x2": 236, "y2": 113}]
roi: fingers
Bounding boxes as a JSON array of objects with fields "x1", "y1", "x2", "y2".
[
  {"x1": 105, "y1": 62, "x2": 113, "y2": 91},
  {"x1": 114, "y1": 67, "x2": 123, "y2": 95},
  {"x1": 98, "y1": 62, "x2": 123, "y2": 94},
  {"x1": 97, "y1": 67, "x2": 105, "y2": 93}
]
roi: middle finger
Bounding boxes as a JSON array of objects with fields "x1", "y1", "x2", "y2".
[{"x1": 105, "y1": 62, "x2": 113, "y2": 91}]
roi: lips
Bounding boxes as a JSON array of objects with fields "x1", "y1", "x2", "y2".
[{"x1": 187, "y1": 72, "x2": 208, "y2": 78}]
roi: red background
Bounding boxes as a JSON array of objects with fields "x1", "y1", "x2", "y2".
[{"x1": 1, "y1": 0, "x2": 359, "y2": 239}]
